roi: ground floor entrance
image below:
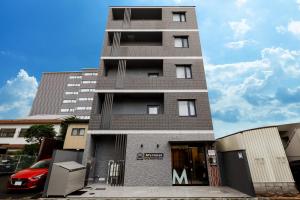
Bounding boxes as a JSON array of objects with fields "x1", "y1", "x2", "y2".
[{"x1": 171, "y1": 145, "x2": 209, "y2": 185}]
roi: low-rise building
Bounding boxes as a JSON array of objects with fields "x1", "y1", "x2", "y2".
[
  {"x1": 63, "y1": 120, "x2": 89, "y2": 150},
  {"x1": 0, "y1": 115, "x2": 69, "y2": 153},
  {"x1": 217, "y1": 123, "x2": 300, "y2": 195}
]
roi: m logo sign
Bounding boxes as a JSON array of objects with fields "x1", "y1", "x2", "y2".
[{"x1": 172, "y1": 169, "x2": 188, "y2": 184}]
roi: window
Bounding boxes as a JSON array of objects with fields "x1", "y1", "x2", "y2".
[
  {"x1": 0, "y1": 129, "x2": 16, "y2": 137},
  {"x1": 77, "y1": 116, "x2": 90, "y2": 120},
  {"x1": 148, "y1": 73, "x2": 159, "y2": 78},
  {"x1": 63, "y1": 99, "x2": 76, "y2": 104},
  {"x1": 76, "y1": 107, "x2": 92, "y2": 111},
  {"x1": 176, "y1": 65, "x2": 192, "y2": 79},
  {"x1": 78, "y1": 98, "x2": 93, "y2": 101},
  {"x1": 174, "y1": 36, "x2": 189, "y2": 48},
  {"x1": 80, "y1": 88, "x2": 96, "y2": 93},
  {"x1": 147, "y1": 105, "x2": 159, "y2": 115},
  {"x1": 83, "y1": 72, "x2": 98, "y2": 76},
  {"x1": 65, "y1": 91, "x2": 79, "y2": 95},
  {"x1": 19, "y1": 128, "x2": 28, "y2": 137},
  {"x1": 67, "y1": 83, "x2": 80, "y2": 87},
  {"x1": 69, "y1": 76, "x2": 82, "y2": 79},
  {"x1": 178, "y1": 100, "x2": 196, "y2": 116},
  {"x1": 82, "y1": 80, "x2": 97, "y2": 84},
  {"x1": 71, "y1": 128, "x2": 86, "y2": 136},
  {"x1": 173, "y1": 12, "x2": 186, "y2": 22},
  {"x1": 61, "y1": 108, "x2": 75, "y2": 113}
]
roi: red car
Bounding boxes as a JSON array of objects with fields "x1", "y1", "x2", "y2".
[{"x1": 7, "y1": 159, "x2": 51, "y2": 191}]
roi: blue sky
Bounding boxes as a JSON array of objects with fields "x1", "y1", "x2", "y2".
[{"x1": 0, "y1": 0, "x2": 300, "y2": 138}]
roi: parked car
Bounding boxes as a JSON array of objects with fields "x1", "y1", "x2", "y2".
[
  {"x1": 0, "y1": 157, "x2": 16, "y2": 173},
  {"x1": 7, "y1": 159, "x2": 51, "y2": 191}
]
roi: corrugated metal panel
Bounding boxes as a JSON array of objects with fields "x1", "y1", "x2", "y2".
[
  {"x1": 216, "y1": 133, "x2": 244, "y2": 152},
  {"x1": 241, "y1": 127, "x2": 294, "y2": 183}
]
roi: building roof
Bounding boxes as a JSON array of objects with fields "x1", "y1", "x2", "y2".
[
  {"x1": 0, "y1": 115, "x2": 73, "y2": 125},
  {"x1": 22, "y1": 115, "x2": 72, "y2": 120},
  {"x1": 42, "y1": 68, "x2": 98, "y2": 74},
  {"x1": 110, "y1": 6, "x2": 196, "y2": 8},
  {"x1": 218, "y1": 121, "x2": 300, "y2": 140}
]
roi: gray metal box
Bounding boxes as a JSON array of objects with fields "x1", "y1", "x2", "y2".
[{"x1": 46, "y1": 161, "x2": 86, "y2": 197}]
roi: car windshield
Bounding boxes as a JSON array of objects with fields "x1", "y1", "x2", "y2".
[{"x1": 30, "y1": 160, "x2": 50, "y2": 169}]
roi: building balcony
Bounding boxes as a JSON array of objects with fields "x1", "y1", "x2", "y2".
[
  {"x1": 107, "y1": 7, "x2": 198, "y2": 30},
  {"x1": 96, "y1": 59, "x2": 207, "y2": 90},
  {"x1": 89, "y1": 92, "x2": 213, "y2": 131},
  {"x1": 103, "y1": 31, "x2": 201, "y2": 57}
]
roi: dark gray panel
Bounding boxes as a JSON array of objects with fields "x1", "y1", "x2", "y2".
[{"x1": 218, "y1": 150, "x2": 255, "y2": 196}]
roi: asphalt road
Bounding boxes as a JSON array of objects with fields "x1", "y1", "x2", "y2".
[{"x1": 0, "y1": 174, "x2": 42, "y2": 199}]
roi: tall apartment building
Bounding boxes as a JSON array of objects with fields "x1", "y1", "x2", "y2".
[
  {"x1": 83, "y1": 6, "x2": 220, "y2": 186},
  {"x1": 30, "y1": 68, "x2": 98, "y2": 119}
]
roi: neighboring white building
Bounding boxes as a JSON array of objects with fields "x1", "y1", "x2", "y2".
[{"x1": 0, "y1": 115, "x2": 70, "y2": 153}]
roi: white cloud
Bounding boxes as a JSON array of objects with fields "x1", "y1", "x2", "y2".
[
  {"x1": 236, "y1": 0, "x2": 247, "y2": 7},
  {"x1": 206, "y1": 47, "x2": 300, "y2": 137},
  {"x1": 229, "y1": 19, "x2": 251, "y2": 38},
  {"x1": 288, "y1": 20, "x2": 300, "y2": 38},
  {"x1": 297, "y1": 0, "x2": 300, "y2": 10},
  {"x1": 0, "y1": 69, "x2": 38, "y2": 119},
  {"x1": 225, "y1": 40, "x2": 256, "y2": 49},
  {"x1": 276, "y1": 25, "x2": 286, "y2": 34}
]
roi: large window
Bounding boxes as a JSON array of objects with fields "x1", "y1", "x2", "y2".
[
  {"x1": 174, "y1": 36, "x2": 189, "y2": 48},
  {"x1": 147, "y1": 105, "x2": 160, "y2": 115},
  {"x1": 0, "y1": 129, "x2": 16, "y2": 137},
  {"x1": 80, "y1": 88, "x2": 96, "y2": 93},
  {"x1": 176, "y1": 65, "x2": 192, "y2": 79},
  {"x1": 178, "y1": 100, "x2": 196, "y2": 116},
  {"x1": 173, "y1": 12, "x2": 186, "y2": 22},
  {"x1": 19, "y1": 128, "x2": 28, "y2": 137},
  {"x1": 63, "y1": 99, "x2": 76, "y2": 104},
  {"x1": 71, "y1": 128, "x2": 85, "y2": 136}
]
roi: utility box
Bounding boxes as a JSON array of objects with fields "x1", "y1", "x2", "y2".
[{"x1": 46, "y1": 161, "x2": 86, "y2": 197}]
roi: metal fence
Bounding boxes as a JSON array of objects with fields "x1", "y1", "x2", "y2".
[
  {"x1": 91, "y1": 160, "x2": 125, "y2": 186},
  {"x1": 0, "y1": 155, "x2": 37, "y2": 174}
]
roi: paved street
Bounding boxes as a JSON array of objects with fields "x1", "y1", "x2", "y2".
[{"x1": 67, "y1": 185, "x2": 250, "y2": 198}]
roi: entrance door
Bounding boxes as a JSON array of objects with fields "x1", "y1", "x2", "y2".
[{"x1": 172, "y1": 145, "x2": 209, "y2": 185}]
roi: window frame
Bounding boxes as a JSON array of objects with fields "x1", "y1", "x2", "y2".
[
  {"x1": 19, "y1": 128, "x2": 28, "y2": 137},
  {"x1": 172, "y1": 12, "x2": 186, "y2": 22},
  {"x1": 174, "y1": 36, "x2": 189, "y2": 48},
  {"x1": 176, "y1": 65, "x2": 192, "y2": 79},
  {"x1": 0, "y1": 128, "x2": 16, "y2": 138},
  {"x1": 71, "y1": 128, "x2": 86, "y2": 136},
  {"x1": 147, "y1": 105, "x2": 160, "y2": 115},
  {"x1": 178, "y1": 100, "x2": 196, "y2": 117}
]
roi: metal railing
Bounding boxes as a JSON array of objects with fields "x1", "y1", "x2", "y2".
[{"x1": 0, "y1": 155, "x2": 37, "y2": 174}]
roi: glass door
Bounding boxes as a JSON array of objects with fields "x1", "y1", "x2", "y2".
[{"x1": 172, "y1": 145, "x2": 209, "y2": 185}]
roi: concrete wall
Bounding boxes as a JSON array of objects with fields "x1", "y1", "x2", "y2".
[{"x1": 63, "y1": 123, "x2": 89, "y2": 150}]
